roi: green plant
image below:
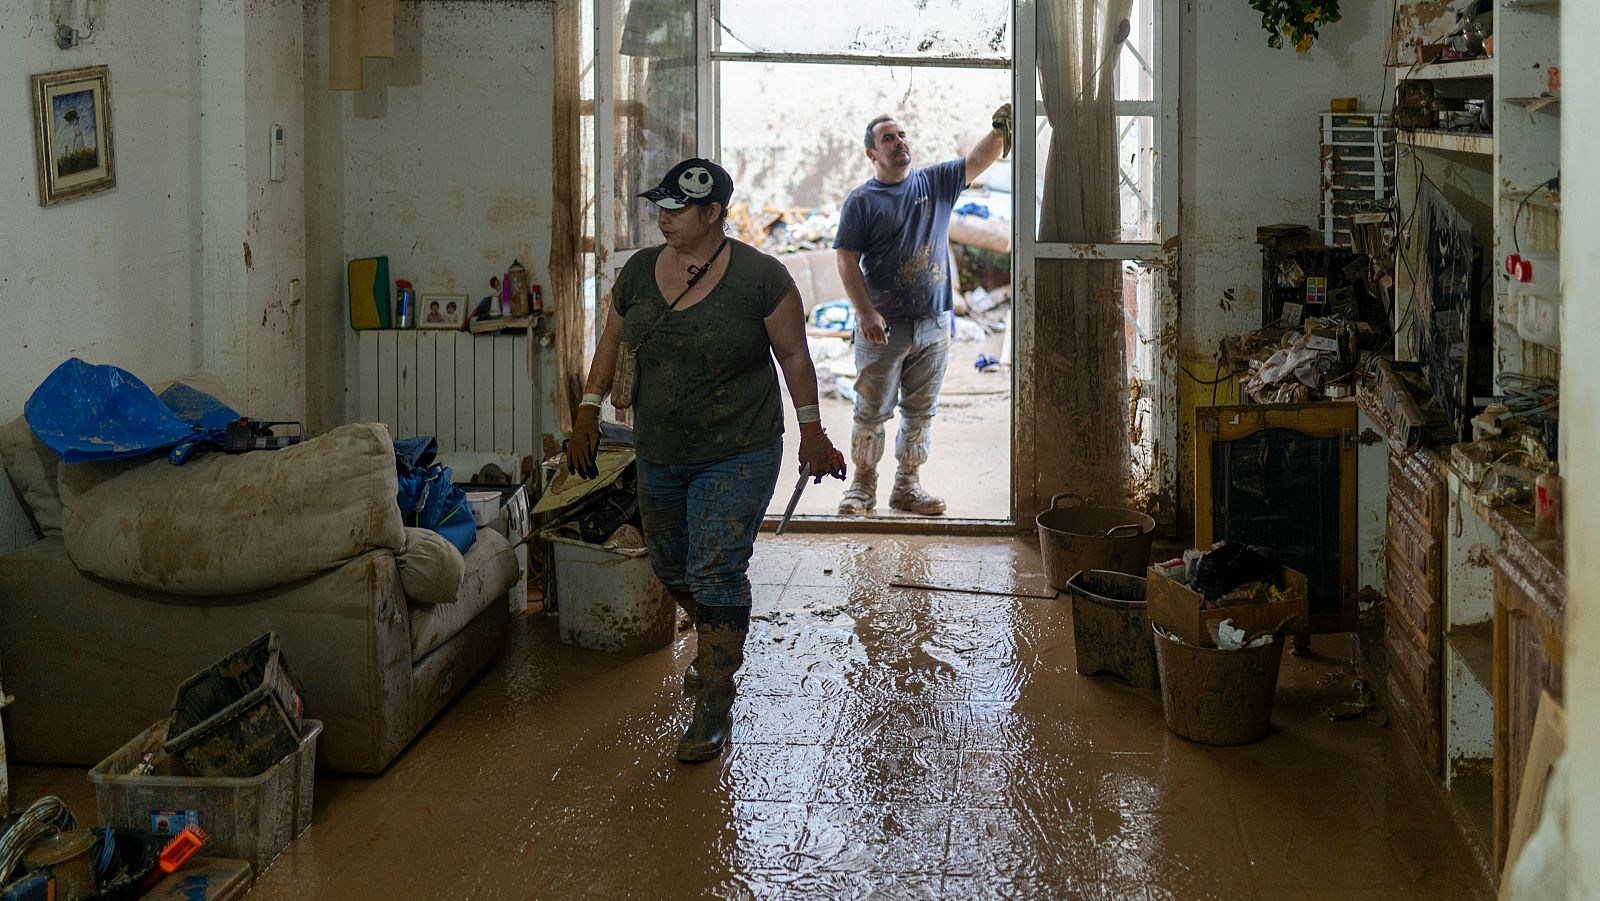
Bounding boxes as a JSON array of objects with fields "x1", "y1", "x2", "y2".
[{"x1": 1249, "y1": 0, "x2": 1342, "y2": 53}]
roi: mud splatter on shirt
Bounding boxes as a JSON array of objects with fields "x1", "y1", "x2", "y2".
[
  {"x1": 834, "y1": 158, "x2": 967, "y2": 320},
  {"x1": 614, "y1": 241, "x2": 793, "y2": 465}
]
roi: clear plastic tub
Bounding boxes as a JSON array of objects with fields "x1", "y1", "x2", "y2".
[{"x1": 91, "y1": 717, "x2": 321, "y2": 876}]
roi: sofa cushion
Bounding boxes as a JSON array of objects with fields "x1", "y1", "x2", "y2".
[
  {"x1": 0, "y1": 417, "x2": 63, "y2": 537},
  {"x1": 0, "y1": 372, "x2": 236, "y2": 540},
  {"x1": 408, "y1": 528, "x2": 518, "y2": 660},
  {"x1": 60, "y1": 422, "x2": 406, "y2": 596},
  {"x1": 396, "y1": 527, "x2": 465, "y2": 605}
]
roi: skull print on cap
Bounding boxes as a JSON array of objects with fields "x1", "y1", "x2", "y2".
[{"x1": 639, "y1": 158, "x2": 734, "y2": 210}]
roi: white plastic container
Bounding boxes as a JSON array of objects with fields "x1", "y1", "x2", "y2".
[
  {"x1": 545, "y1": 532, "x2": 674, "y2": 655},
  {"x1": 466, "y1": 490, "x2": 502, "y2": 527},
  {"x1": 1506, "y1": 251, "x2": 1560, "y2": 348}
]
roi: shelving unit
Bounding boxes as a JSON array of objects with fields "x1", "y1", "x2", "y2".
[{"x1": 1373, "y1": 0, "x2": 1564, "y2": 878}]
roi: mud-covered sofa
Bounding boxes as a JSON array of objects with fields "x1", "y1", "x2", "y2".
[{"x1": 0, "y1": 378, "x2": 519, "y2": 773}]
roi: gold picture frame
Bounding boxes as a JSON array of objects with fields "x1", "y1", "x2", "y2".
[{"x1": 32, "y1": 65, "x2": 116, "y2": 207}]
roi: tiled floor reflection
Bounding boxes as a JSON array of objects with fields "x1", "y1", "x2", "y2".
[{"x1": 15, "y1": 535, "x2": 1491, "y2": 899}]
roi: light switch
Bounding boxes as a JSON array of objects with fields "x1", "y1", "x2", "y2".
[{"x1": 269, "y1": 124, "x2": 285, "y2": 182}]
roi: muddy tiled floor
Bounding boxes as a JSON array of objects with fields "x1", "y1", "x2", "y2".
[{"x1": 15, "y1": 536, "x2": 1491, "y2": 899}]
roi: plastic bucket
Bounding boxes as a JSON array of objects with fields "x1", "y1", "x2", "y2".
[
  {"x1": 1036, "y1": 493, "x2": 1156, "y2": 588},
  {"x1": 1066, "y1": 569, "x2": 1159, "y2": 690},
  {"x1": 546, "y1": 532, "x2": 675, "y2": 656},
  {"x1": 1153, "y1": 624, "x2": 1283, "y2": 745}
]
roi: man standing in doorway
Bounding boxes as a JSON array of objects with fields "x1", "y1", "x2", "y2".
[{"x1": 833, "y1": 104, "x2": 1012, "y2": 515}]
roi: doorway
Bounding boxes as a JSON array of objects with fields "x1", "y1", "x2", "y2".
[{"x1": 586, "y1": 0, "x2": 1179, "y2": 528}]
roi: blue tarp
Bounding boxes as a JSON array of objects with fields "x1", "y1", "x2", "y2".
[{"x1": 24, "y1": 359, "x2": 239, "y2": 465}]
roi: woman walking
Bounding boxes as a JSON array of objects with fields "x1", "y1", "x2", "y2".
[{"x1": 566, "y1": 158, "x2": 847, "y2": 763}]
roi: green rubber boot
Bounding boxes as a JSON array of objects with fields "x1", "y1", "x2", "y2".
[{"x1": 676, "y1": 605, "x2": 750, "y2": 764}]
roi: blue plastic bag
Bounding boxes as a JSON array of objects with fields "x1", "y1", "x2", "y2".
[
  {"x1": 394, "y1": 435, "x2": 477, "y2": 554},
  {"x1": 24, "y1": 359, "x2": 238, "y2": 465}
]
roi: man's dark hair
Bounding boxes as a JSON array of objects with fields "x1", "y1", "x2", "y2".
[{"x1": 864, "y1": 115, "x2": 895, "y2": 149}]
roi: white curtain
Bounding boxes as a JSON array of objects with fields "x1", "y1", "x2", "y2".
[{"x1": 1034, "y1": 0, "x2": 1133, "y2": 505}]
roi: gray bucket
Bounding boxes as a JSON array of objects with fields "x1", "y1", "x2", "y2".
[
  {"x1": 1066, "y1": 569, "x2": 1159, "y2": 690},
  {"x1": 1036, "y1": 493, "x2": 1156, "y2": 589}
]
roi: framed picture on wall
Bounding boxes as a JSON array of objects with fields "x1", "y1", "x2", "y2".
[
  {"x1": 31, "y1": 65, "x2": 116, "y2": 207},
  {"x1": 418, "y1": 294, "x2": 468, "y2": 330}
]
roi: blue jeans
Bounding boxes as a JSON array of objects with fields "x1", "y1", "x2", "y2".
[
  {"x1": 851, "y1": 311, "x2": 952, "y2": 473},
  {"x1": 636, "y1": 440, "x2": 783, "y2": 608}
]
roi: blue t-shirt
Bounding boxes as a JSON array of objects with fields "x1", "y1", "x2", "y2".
[{"x1": 833, "y1": 159, "x2": 968, "y2": 320}]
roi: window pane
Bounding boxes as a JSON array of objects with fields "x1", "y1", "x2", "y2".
[
  {"x1": 718, "y1": 0, "x2": 1010, "y2": 59},
  {"x1": 1116, "y1": 0, "x2": 1155, "y2": 102},
  {"x1": 719, "y1": 61, "x2": 1010, "y2": 212},
  {"x1": 614, "y1": 0, "x2": 698, "y2": 251},
  {"x1": 1032, "y1": 115, "x2": 1154, "y2": 242}
]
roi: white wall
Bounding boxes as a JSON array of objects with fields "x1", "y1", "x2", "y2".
[
  {"x1": 0, "y1": 0, "x2": 204, "y2": 550},
  {"x1": 303, "y1": 0, "x2": 555, "y2": 441},
  {"x1": 1179, "y1": 3, "x2": 1392, "y2": 353},
  {"x1": 1559, "y1": 0, "x2": 1599, "y2": 893}
]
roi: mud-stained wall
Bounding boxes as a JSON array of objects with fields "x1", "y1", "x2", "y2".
[
  {"x1": 303, "y1": 0, "x2": 556, "y2": 438},
  {"x1": 1175, "y1": 0, "x2": 1392, "y2": 526},
  {"x1": 1559, "y1": 5, "x2": 1600, "y2": 895},
  {"x1": 0, "y1": 1, "x2": 205, "y2": 551}
]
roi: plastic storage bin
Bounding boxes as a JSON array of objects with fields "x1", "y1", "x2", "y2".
[
  {"x1": 1066, "y1": 569, "x2": 1159, "y2": 689},
  {"x1": 164, "y1": 632, "x2": 304, "y2": 778},
  {"x1": 91, "y1": 717, "x2": 322, "y2": 876},
  {"x1": 545, "y1": 531, "x2": 674, "y2": 656}
]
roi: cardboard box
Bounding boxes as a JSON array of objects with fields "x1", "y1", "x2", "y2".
[{"x1": 1146, "y1": 565, "x2": 1310, "y2": 648}]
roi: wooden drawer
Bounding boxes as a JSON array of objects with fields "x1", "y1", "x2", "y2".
[
  {"x1": 1384, "y1": 614, "x2": 1440, "y2": 718},
  {"x1": 1387, "y1": 670, "x2": 1442, "y2": 774},
  {"x1": 1389, "y1": 449, "x2": 1444, "y2": 529},
  {"x1": 1386, "y1": 557, "x2": 1442, "y2": 654},
  {"x1": 1387, "y1": 501, "x2": 1442, "y2": 598}
]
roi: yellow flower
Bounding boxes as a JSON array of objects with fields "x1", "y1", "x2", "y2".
[
  {"x1": 1305, "y1": 6, "x2": 1322, "y2": 23},
  {"x1": 1296, "y1": 33, "x2": 1313, "y2": 53}
]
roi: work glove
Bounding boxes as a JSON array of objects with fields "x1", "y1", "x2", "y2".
[
  {"x1": 564, "y1": 405, "x2": 601, "y2": 479},
  {"x1": 991, "y1": 102, "x2": 1013, "y2": 158},
  {"x1": 798, "y1": 425, "x2": 847, "y2": 483}
]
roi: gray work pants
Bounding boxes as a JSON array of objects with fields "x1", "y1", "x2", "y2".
[{"x1": 850, "y1": 311, "x2": 951, "y2": 475}]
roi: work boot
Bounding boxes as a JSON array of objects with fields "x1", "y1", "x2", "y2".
[
  {"x1": 676, "y1": 604, "x2": 750, "y2": 764},
  {"x1": 670, "y1": 590, "x2": 701, "y2": 694},
  {"x1": 837, "y1": 469, "x2": 877, "y2": 515},
  {"x1": 890, "y1": 469, "x2": 946, "y2": 515}
]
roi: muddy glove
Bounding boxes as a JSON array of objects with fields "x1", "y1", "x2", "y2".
[
  {"x1": 798, "y1": 424, "x2": 847, "y2": 483},
  {"x1": 564, "y1": 405, "x2": 601, "y2": 479},
  {"x1": 991, "y1": 102, "x2": 1013, "y2": 158}
]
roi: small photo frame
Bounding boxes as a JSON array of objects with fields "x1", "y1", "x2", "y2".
[
  {"x1": 32, "y1": 65, "x2": 116, "y2": 207},
  {"x1": 418, "y1": 294, "x2": 468, "y2": 330}
]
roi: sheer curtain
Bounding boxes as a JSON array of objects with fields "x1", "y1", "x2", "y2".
[{"x1": 1034, "y1": 0, "x2": 1134, "y2": 505}]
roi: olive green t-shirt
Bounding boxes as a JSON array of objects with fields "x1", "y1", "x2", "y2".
[{"x1": 613, "y1": 240, "x2": 794, "y2": 465}]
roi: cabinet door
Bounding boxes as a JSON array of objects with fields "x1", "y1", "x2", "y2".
[
  {"x1": 1195, "y1": 402, "x2": 1359, "y2": 633},
  {"x1": 1493, "y1": 556, "x2": 1564, "y2": 868}
]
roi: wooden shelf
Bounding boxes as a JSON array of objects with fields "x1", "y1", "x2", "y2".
[
  {"x1": 1404, "y1": 58, "x2": 1494, "y2": 81},
  {"x1": 1399, "y1": 129, "x2": 1492, "y2": 156},
  {"x1": 1448, "y1": 621, "x2": 1495, "y2": 692},
  {"x1": 1504, "y1": 95, "x2": 1560, "y2": 114}
]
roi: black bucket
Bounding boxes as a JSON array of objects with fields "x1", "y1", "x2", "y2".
[{"x1": 1066, "y1": 569, "x2": 1159, "y2": 690}]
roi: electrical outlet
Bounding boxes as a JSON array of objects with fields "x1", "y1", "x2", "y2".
[{"x1": 269, "y1": 124, "x2": 285, "y2": 182}]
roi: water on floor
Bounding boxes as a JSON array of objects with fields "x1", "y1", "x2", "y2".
[{"x1": 14, "y1": 535, "x2": 1490, "y2": 899}]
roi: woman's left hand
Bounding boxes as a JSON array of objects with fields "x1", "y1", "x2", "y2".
[{"x1": 798, "y1": 424, "x2": 847, "y2": 483}]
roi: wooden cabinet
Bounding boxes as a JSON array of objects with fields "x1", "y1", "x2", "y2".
[
  {"x1": 1382, "y1": 447, "x2": 1445, "y2": 775},
  {"x1": 1493, "y1": 537, "x2": 1565, "y2": 869}
]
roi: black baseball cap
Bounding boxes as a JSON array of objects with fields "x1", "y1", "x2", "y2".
[{"x1": 639, "y1": 158, "x2": 734, "y2": 210}]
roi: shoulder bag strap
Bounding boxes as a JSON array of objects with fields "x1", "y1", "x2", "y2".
[{"x1": 631, "y1": 239, "x2": 730, "y2": 352}]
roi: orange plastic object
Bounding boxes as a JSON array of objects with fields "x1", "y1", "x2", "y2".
[{"x1": 157, "y1": 827, "x2": 208, "y2": 874}]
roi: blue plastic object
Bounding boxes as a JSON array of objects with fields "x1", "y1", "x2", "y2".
[
  {"x1": 24, "y1": 359, "x2": 238, "y2": 465},
  {"x1": 394, "y1": 435, "x2": 477, "y2": 554}
]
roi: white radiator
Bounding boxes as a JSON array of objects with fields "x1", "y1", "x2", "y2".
[{"x1": 355, "y1": 330, "x2": 540, "y2": 457}]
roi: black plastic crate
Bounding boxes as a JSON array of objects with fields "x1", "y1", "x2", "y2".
[{"x1": 163, "y1": 632, "x2": 304, "y2": 778}]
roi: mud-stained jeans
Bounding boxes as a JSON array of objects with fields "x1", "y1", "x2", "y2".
[
  {"x1": 850, "y1": 311, "x2": 952, "y2": 473},
  {"x1": 636, "y1": 439, "x2": 783, "y2": 608}
]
